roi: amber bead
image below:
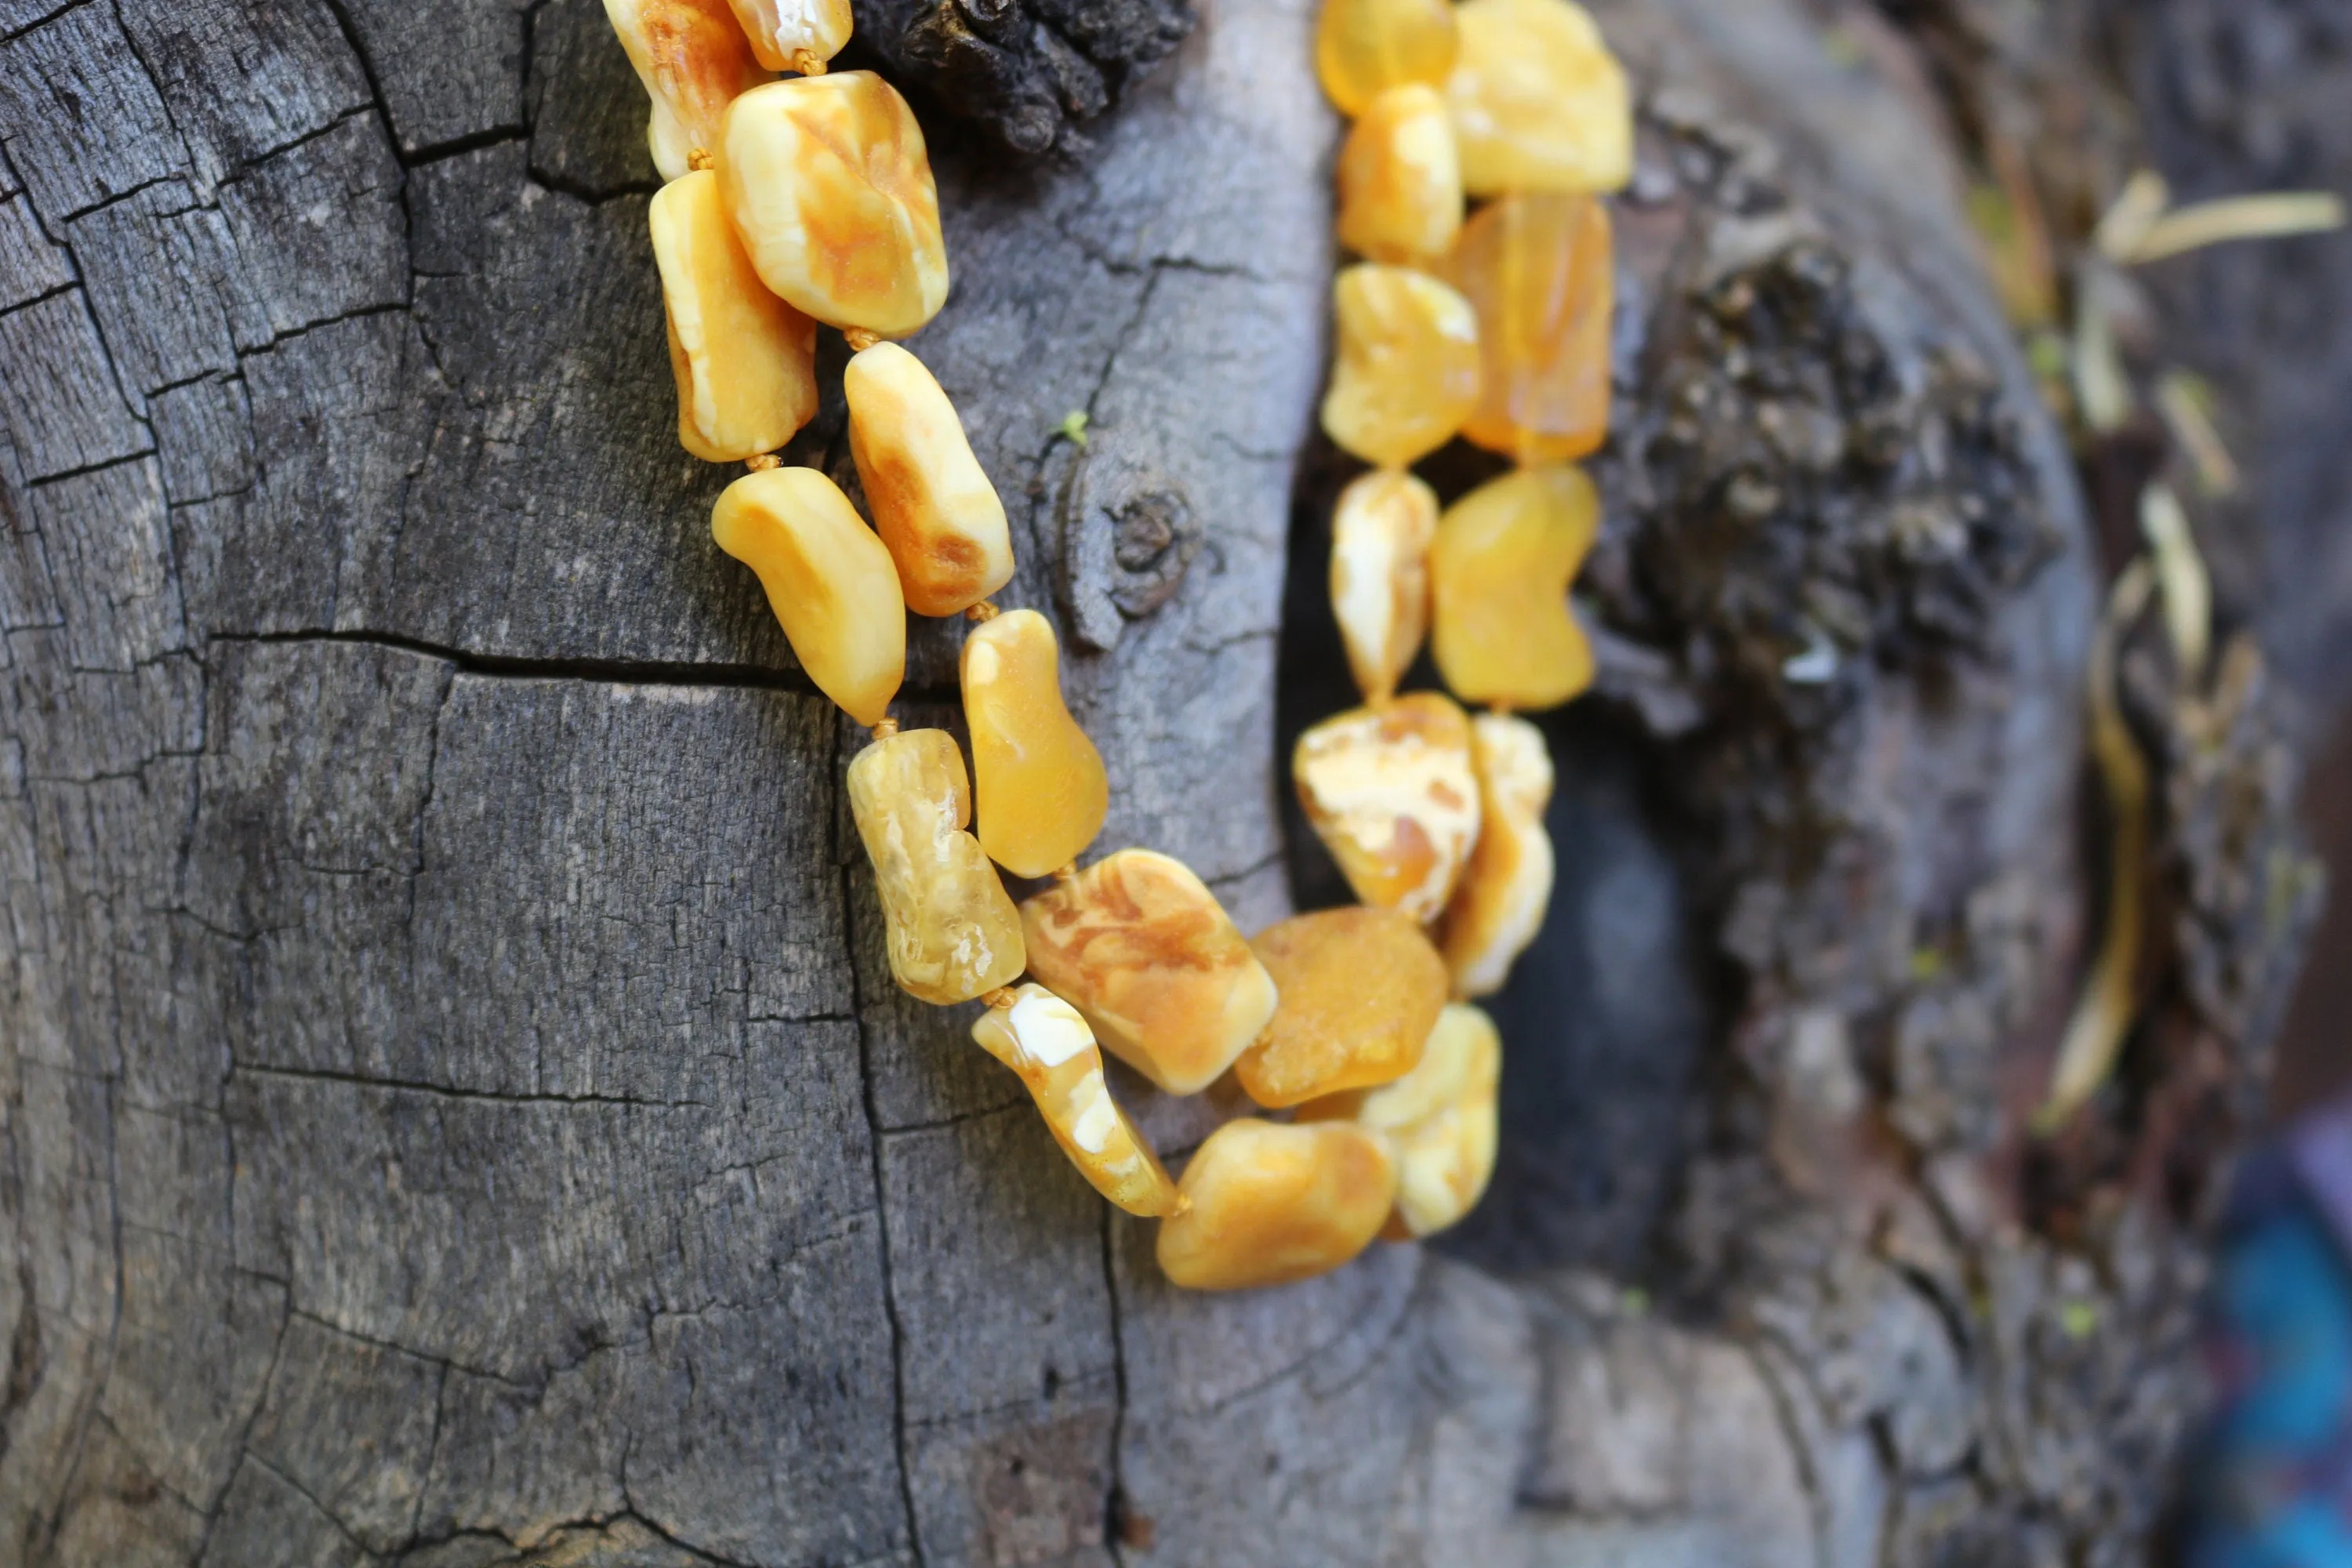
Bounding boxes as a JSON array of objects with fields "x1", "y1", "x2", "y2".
[
  {"x1": 711, "y1": 466, "x2": 904, "y2": 725},
  {"x1": 1440, "y1": 713, "x2": 1555, "y2": 996},
  {"x1": 1019, "y1": 850, "x2": 1277, "y2": 1096},
  {"x1": 721, "y1": 0, "x2": 852, "y2": 73},
  {"x1": 1446, "y1": 0, "x2": 1632, "y2": 196},
  {"x1": 1336, "y1": 84, "x2": 1464, "y2": 265},
  {"x1": 718, "y1": 73, "x2": 948, "y2": 339},
  {"x1": 1294, "y1": 691, "x2": 1481, "y2": 923},
  {"x1": 1329, "y1": 469, "x2": 1438, "y2": 706},
  {"x1": 1320, "y1": 265, "x2": 1482, "y2": 470},
  {"x1": 1446, "y1": 191, "x2": 1613, "y2": 464},
  {"x1": 961, "y1": 609, "x2": 1109, "y2": 879},
  {"x1": 1237, "y1": 907, "x2": 1448, "y2": 1108},
  {"x1": 972, "y1": 985, "x2": 1181, "y2": 1217},
  {"x1": 845, "y1": 342, "x2": 1014, "y2": 616},
  {"x1": 651, "y1": 171, "x2": 818, "y2": 463},
  {"x1": 848, "y1": 728, "x2": 1026, "y2": 1004},
  {"x1": 1156, "y1": 1119, "x2": 1397, "y2": 1291},
  {"x1": 1304, "y1": 1002, "x2": 1500, "y2": 1238},
  {"x1": 1316, "y1": 0, "x2": 1458, "y2": 118},
  {"x1": 1428, "y1": 464, "x2": 1595, "y2": 710},
  {"x1": 606, "y1": 0, "x2": 771, "y2": 182}
]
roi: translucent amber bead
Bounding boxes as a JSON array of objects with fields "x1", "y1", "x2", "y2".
[
  {"x1": 719, "y1": 73, "x2": 948, "y2": 339},
  {"x1": 1294, "y1": 692, "x2": 1481, "y2": 923},
  {"x1": 1020, "y1": 851, "x2": 1277, "y2": 1096},
  {"x1": 1440, "y1": 713, "x2": 1555, "y2": 996},
  {"x1": 844, "y1": 343, "x2": 1014, "y2": 617},
  {"x1": 1237, "y1": 906, "x2": 1447, "y2": 1108},
  {"x1": 1316, "y1": 0, "x2": 1458, "y2": 118},
  {"x1": 651, "y1": 171, "x2": 818, "y2": 463},
  {"x1": 1446, "y1": 0, "x2": 1632, "y2": 196},
  {"x1": 961, "y1": 609, "x2": 1108, "y2": 879},
  {"x1": 711, "y1": 466, "x2": 904, "y2": 725},
  {"x1": 1428, "y1": 464, "x2": 1595, "y2": 710},
  {"x1": 1329, "y1": 469, "x2": 1437, "y2": 706},
  {"x1": 848, "y1": 728, "x2": 1026, "y2": 1004},
  {"x1": 721, "y1": 0, "x2": 852, "y2": 73},
  {"x1": 1447, "y1": 192, "x2": 1612, "y2": 464},
  {"x1": 972, "y1": 985, "x2": 1181, "y2": 1217},
  {"x1": 1304, "y1": 1003, "x2": 1500, "y2": 1238},
  {"x1": 1337, "y1": 84, "x2": 1463, "y2": 265},
  {"x1": 1320, "y1": 266, "x2": 1481, "y2": 470},
  {"x1": 1156, "y1": 1119, "x2": 1396, "y2": 1291},
  {"x1": 606, "y1": 0, "x2": 771, "y2": 180}
]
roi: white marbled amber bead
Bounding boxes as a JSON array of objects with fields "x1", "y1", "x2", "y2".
[
  {"x1": 1329, "y1": 468, "x2": 1438, "y2": 706},
  {"x1": 972, "y1": 985, "x2": 1181, "y2": 1216},
  {"x1": 844, "y1": 342, "x2": 1014, "y2": 617},
  {"x1": 1305, "y1": 1002, "x2": 1501, "y2": 1238},
  {"x1": 1294, "y1": 691, "x2": 1481, "y2": 923},
  {"x1": 722, "y1": 0, "x2": 851, "y2": 73},
  {"x1": 848, "y1": 728, "x2": 1026, "y2": 1005},
  {"x1": 710, "y1": 466, "x2": 903, "y2": 725},
  {"x1": 1337, "y1": 83, "x2": 1464, "y2": 265},
  {"x1": 1440, "y1": 713, "x2": 1555, "y2": 996},
  {"x1": 652, "y1": 170, "x2": 818, "y2": 463},
  {"x1": 607, "y1": 0, "x2": 771, "y2": 180}
]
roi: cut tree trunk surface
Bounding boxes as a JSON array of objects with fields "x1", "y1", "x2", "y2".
[{"x1": 0, "y1": 0, "x2": 2325, "y2": 1563}]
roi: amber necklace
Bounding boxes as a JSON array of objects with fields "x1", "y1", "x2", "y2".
[{"x1": 604, "y1": 0, "x2": 1628, "y2": 1289}]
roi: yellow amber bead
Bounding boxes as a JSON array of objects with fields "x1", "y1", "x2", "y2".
[
  {"x1": 1428, "y1": 464, "x2": 1596, "y2": 710},
  {"x1": 1020, "y1": 851, "x2": 1277, "y2": 1096},
  {"x1": 711, "y1": 466, "x2": 904, "y2": 725},
  {"x1": 848, "y1": 728, "x2": 1026, "y2": 1004},
  {"x1": 1447, "y1": 192, "x2": 1613, "y2": 463},
  {"x1": 606, "y1": 0, "x2": 772, "y2": 180},
  {"x1": 719, "y1": 73, "x2": 948, "y2": 339},
  {"x1": 1316, "y1": 0, "x2": 1458, "y2": 118},
  {"x1": 721, "y1": 0, "x2": 852, "y2": 73},
  {"x1": 1446, "y1": 0, "x2": 1632, "y2": 196},
  {"x1": 1337, "y1": 84, "x2": 1463, "y2": 265},
  {"x1": 844, "y1": 343, "x2": 1014, "y2": 617},
  {"x1": 1320, "y1": 265, "x2": 1482, "y2": 470},
  {"x1": 971, "y1": 985, "x2": 1181, "y2": 1217},
  {"x1": 651, "y1": 171, "x2": 818, "y2": 463},
  {"x1": 961, "y1": 609, "x2": 1108, "y2": 879},
  {"x1": 1329, "y1": 469, "x2": 1437, "y2": 706},
  {"x1": 1294, "y1": 691, "x2": 1481, "y2": 923},
  {"x1": 1440, "y1": 713, "x2": 1555, "y2": 996},
  {"x1": 647, "y1": 100, "x2": 695, "y2": 183},
  {"x1": 1155, "y1": 1119, "x2": 1396, "y2": 1291},
  {"x1": 1236, "y1": 906, "x2": 1447, "y2": 1107},
  {"x1": 1304, "y1": 1003, "x2": 1500, "y2": 1238}
]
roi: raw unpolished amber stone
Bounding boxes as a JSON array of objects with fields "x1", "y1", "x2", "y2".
[
  {"x1": 712, "y1": 466, "x2": 903, "y2": 724},
  {"x1": 1305, "y1": 1003, "x2": 1500, "y2": 1238},
  {"x1": 1446, "y1": 0, "x2": 1632, "y2": 196},
  {"x1": 962, "y1": 609, "x2": 1108, "y2": 879},
  {"x1": 1337, "y1": 84, "x2": 1464, "y2": 265},
  {"x1": 972, "y1": 985, "x2": 1181, "y2": 1216},
  {"x1": 1316, "y1": 0, "x2": 1458, "y2": 118},
  {"x1": 1329, "y1": 469, "x2": 1437, "y2": 706},
  {"x1": 722, "y1": 0, "x2": 851, "y2": 72},
  {"x1": 1020, "y1": 849, "x2": 1278, "y2": 1096},
  {"x1": 1429, "y1": 463, "x2": 1596, "y2": 710},
  {"x1": 651, "y1": 171, "x2": 818, "y2": 463},
  {"x1": 1446, "y1": 191, "x2": 1612, "y2": 463},
  {"x1": 844, "y1": 342, "x2": 1014, "y2": 616},
  {"x1": 607, "y1": 0, "x2": 771, "y2": 181},
  {"x1": 719, "y1": 73, "x2": 948, "y2": 338},
  {"x1": 848, "y1": 728, "x2": 1026, "y2": 1004},
  {"x1": 1236, "y1": 906, "x2": 1448, "y2": 1107},
  {"x1": 1155, "y1": 1119, "x2": 1396, "y2": 1290},
  {"x1": 1294, "y1": 692, "x2": 1481, "y2": 923},
  {"x1": 1320, "y1": 265, "x2": 1482, "y2": 470},
  {"x1": 1441, "y1": 713, "x2": 1555, "y2": 996}
]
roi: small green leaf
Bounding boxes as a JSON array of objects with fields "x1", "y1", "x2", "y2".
[
  {"x1": 1056, "y1": 410, "x2": 1091, "y2": 449},
  {"x1": 2060, "y1": 1300, "x2": 2099, "y2": 1340}
]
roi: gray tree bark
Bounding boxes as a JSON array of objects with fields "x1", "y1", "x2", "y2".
[{"x1": 0, "y1": 0, "x2": 2323, "y2": 1563}]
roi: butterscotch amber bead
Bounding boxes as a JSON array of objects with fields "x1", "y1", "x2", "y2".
[
  {"x1": 722, "y1": 0, "x2": 851, "y2": 73},
  {"x1": 648, "y1": 100, "x2": 694, "y2": 183},
  {"x1": 1329, "y1": 469, "x2": 1437, "y2": 706},
  {"x1": 848, "y1": 728, "x2": 1026, "y2": 1004},
  {"x1": 844, "y1": 343, "x2": 1014, "y2": 616},
  {"x1": 1020, "y1": 851, "x2": 1277, "y2": 1096},
  {"x1": 1294, "y1": 692, "x2": 1481, "y2": 923},
  {"x1": 1305, "y1": 1003, "x2": 1500, "y2": 1239},
  {"x1": 962, "y1": 610, "x2": 1108, "y2": 879},
  {"x1": 719, "y1": 73, "x2": 948, "y2": 339},
  {"x1": 1156, "y1": 1119, "x2": 1397, "y2": 1290},
  {"x1": 1337, "y1": 84, "x2": 1464, "y2": 265},
  {"x1": 1237, "y1": 907, "x2": 1447, "y2": 1108},
  {"x1": 1320, "y1": 266, "x2": 1481, "y2": 470},
  {"x1": 1446, "y1": 0, "x2": 1632, "y2": 196},
  {"x1": 651, "y1": 172, "x2": 818, "y2": 463},
  {"x1": 1429, "y1": 464, "x2": 1596, "y2": 710},
  {"x1": 607, "y1": 0, "x2": 771, "y2": 182},
  {"x1": 1447, "y1": 192, "x2": 1613, "y2": 463},
  {"x1": 711, "y1": 466, "x2": 903, "y2": 725},
  {"x1": 972, "y1": 985, "x2": 1181, "y2": 1217},
  {"x1": 1316, "y1": 0, "x2": 1458, "y2": 118},
  {"x1": 1441, "y1": 713, "x2": 1555, "y2": 996}
]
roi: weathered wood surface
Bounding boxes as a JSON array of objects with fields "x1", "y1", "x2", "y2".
[{"x1": 0, "y1": 0, "x2": 2279, "y2": 1560}]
